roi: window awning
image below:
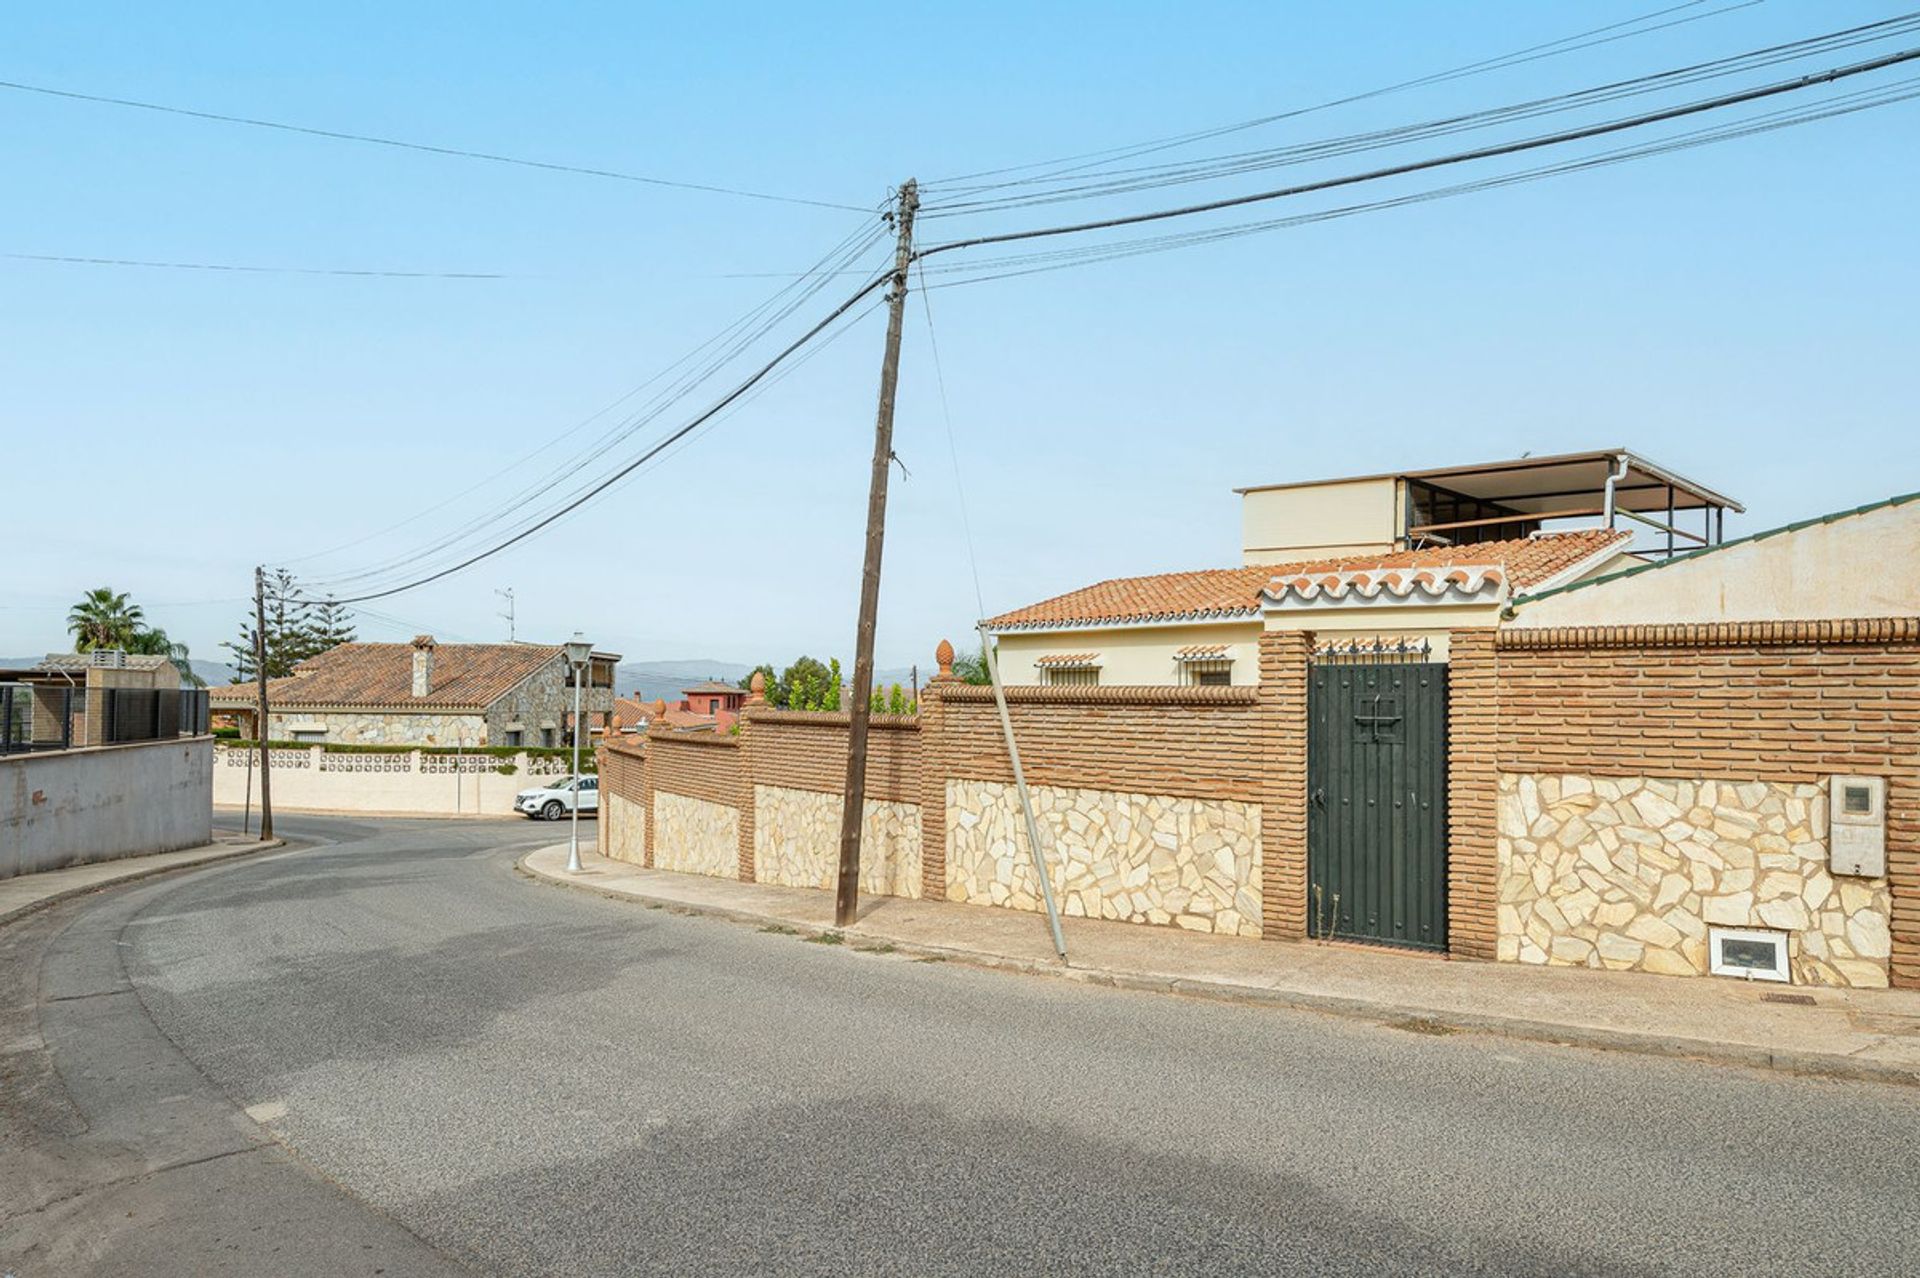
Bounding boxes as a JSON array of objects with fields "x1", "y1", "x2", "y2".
[{"x1": 1034, "y1": 652, "x2": 1101, "y2": 670}]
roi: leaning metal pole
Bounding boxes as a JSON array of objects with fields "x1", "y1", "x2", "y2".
[
  {"x1": 977, "y1": 622, "x2": 1068, "y2": 963},
  {"x1": 567, "y1": 660, "x2": 584, "y2": 874}
]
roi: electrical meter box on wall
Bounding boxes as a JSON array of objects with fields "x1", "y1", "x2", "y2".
[{"x1": 1828, "y1": 776, "x2": 1887, "y2": 878}]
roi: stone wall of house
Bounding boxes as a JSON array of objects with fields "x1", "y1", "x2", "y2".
[
  {"x1": 752, "y1": 785, "x2": 922, "y2": 899},
  {"x1": 484, "y1": 659, "x2": 584, "y2": 747},
  {"x1": 1497, "y1": 772, "x2": 1891, "y2": 987},
  {"x1": 651, "y1": 790, "x2": 740, "y2": 879},
  {"x1": 265, "y1": 709, "x2": 488, "y2": 747},
  {"x1": 945, "y1": 779, "x2": 1262, "y2": 937}
]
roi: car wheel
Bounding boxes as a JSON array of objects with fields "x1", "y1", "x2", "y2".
[{"x1": 541, "y1": 800, "x2": 565, "y2": 821}]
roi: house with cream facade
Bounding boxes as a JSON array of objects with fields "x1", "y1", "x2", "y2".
[
  {"x1": 602, "y1": 476, "x2": 1920, "y2": 992},
  {"x1": 987, "y1": 448, "x2": 1735, "y2": 683}
]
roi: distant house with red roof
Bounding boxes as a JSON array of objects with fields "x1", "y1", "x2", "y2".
[
  {"x1": 209, "y1": 635, "x2": 620, "y2": 747},
  {"x1": 986, "y1": 450, "x2": 1739, "y2": 684}
]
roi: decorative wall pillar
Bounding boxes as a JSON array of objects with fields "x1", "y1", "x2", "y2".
[
  {"x1": 917, "y1": 639, "x2": 956, "y2": 901},
  {"x1": 640, "y1": 730, "x2": 657, "y2": 870},
  {"x1": 1257, "y1": 629, "x2": 1312, "y2": 940},
  {"x1": 737, "y1": 673, "x2": 765, "y2": 882},
  {"x1": 1446, "y1": 628, "x2": 1500, "y2": 958}
]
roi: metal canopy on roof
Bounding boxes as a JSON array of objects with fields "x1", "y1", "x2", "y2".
[
  {"x1": 1401, "y1": 449, "x2": 1743, "y2": 515},
  {"x1": 1238, "y1": 448, "x2": 1742, "y2": 514}
]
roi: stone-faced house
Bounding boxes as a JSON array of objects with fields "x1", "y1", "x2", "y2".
[
  {"x1": 211, "y1": 636, "x2": 619, "y2": 747},
  {"x1": 985, "y1": 449, "x2": 1740, "y2": 684}
]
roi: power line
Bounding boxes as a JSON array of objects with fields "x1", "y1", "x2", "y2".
[
  {"x1": 304, "y1": 222, "x2": 891, "y2": 592},
  {"x1": 2, "y1": 250, "x2": 506, "y2": 278},
  {"x1": 330, "y1": 270, "x2": 894, "y2": 603},
  {"x1": 0, "y1": 77, "x2": 874, "y2": 214},
  {"x1": 923, "y1": 0, "x2": 1755, "y2": 190},
  {"x1": 915, "y1": 259, "x2": 987, "y2": 622},
  {"x1": 336, "y1": 287, "x2": 891, "y2": 599},
  {"x1": 914, "y1": 73, "x2": 1920, "y2": 289},
  {"x1": 918, "y1": 11, "x2": 1920, "y2": 217},
  {"x1": 915, "y1": 43, "x2": 1920, "y2": 262},
  {"x1": 315, "y1": 24, "x2": 1920, "y2": 606},
  {"x1": 288, "y1": 217, "x2": 887, "y2": 576}
]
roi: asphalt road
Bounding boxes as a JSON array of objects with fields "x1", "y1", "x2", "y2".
[{"x1": 10, "y1": 813, "x2": 1920, "y2": 1275}]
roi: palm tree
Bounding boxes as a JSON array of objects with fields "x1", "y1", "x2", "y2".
[
  {"x1": 125, "y1": 626, "x2": 203, "y2": 687},
  {"x1": 67, "y1": 588, "x2": 144, "y2": 652}
]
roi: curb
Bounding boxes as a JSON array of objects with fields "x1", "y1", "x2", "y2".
[
  {"x1": 515, "y1": 849, "x2": 1920, "y2": 1090},
  {"x1": 1, "y1": 838, "x2": 286, "y2": 929}
]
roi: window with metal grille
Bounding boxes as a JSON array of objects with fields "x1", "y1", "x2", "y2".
[{"x1": 1042, "y1": 666, "x2": 1099, "y2": 688}]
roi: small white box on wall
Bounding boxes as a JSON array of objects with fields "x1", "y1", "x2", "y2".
[{"x1": 1828, "y1": 775, "x2": 1887, "y2": 878}]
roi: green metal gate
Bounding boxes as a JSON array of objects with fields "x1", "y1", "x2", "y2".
[{"x1": 1307, "y1": 641, "x2": 1448, "y2": 952}]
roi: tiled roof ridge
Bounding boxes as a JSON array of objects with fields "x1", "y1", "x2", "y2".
[
  {"x1": 987, "y1": 529, "x2": 1627, "y2": 629},
  {"x1": 208, "y1": 639, "x2": 564, "y2": 708}
]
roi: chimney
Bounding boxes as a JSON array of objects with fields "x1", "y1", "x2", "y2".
[{"x1": 410, "y1": 635, "x2": 436, "y2": 697}]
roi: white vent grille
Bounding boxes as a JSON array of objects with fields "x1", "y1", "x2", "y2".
[
  {"x1": 1708, "y1": 927, "x2": 1790, "y2": 983},
  {"x1": 88, "y1": 649, "x2": 127, "y2": 669}
]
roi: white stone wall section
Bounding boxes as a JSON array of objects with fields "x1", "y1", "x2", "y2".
[
  {"x1": 752, "y1": 785, "x2": 923, "y2": 899},
  {"x1": 602, "y1": 791, "x2": 646, "y2": 866},
  {"x1": 651, "y1": 790, "x2": 740, "y2": 879},
  {"x1": 1497, "y1": 772, "x2": 1891, "y2": 988},
  {"x1": 945, "y1": 780, "x2": 1262, "y2": 937}
]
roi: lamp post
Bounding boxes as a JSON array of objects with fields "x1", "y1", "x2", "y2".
[{"x1": 564, "y1": 633, "x2": 592, "y2": 874}]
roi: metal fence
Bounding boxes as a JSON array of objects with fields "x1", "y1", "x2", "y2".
[{"x1": 0, "y1": 683, "x2": 211, "y2": 756}]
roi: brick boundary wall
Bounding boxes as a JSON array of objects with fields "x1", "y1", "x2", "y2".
[
  {"x1": 743, "y1": 710, "x2": 923, "y2": 804},
  {"x1": 933, "y1": 684, "x2": 1263, "y2": 805},
  {"x1": 594, "y1": 622, "x2": 1919, "y2": 975},
  {"x1": 1257, "y1": 632, "x2": 1311, "y2": 941},
  {"x1": 648, "y1": 733, "x2": 744, "y2": 809},
  {"x1": 1498, "y1": 618, "x2": 1920, "y2": 650},
  {"x1": 1469, "y1": 618, "x2": 1920, "y2": 987},
  {"x1": 1446, "y1": 630, "x2": 1499, "y2": 959}
]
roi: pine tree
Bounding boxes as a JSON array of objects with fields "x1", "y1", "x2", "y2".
[
  {"x1": 307, "y1": 596, "x2": 358, "y2": 653},
  {"x1": 224, "y1": 569, "x2": 316, "y2": 682}
]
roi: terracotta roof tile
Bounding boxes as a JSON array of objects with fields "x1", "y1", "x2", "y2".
[
  {"x1": 1033, "y1": 652, "x2": 1101, "y2": 668},
  {"x1": 209, "y1": 641, "x2": 563, "y2": 709},
  {"x1": 1175, "y1": 644, "x2": 1231, "y2": 659},
  {"x1": 986, "y1": 530, "x2": 1629, "y2": 629}
]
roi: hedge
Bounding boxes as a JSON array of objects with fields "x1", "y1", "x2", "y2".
[{"x1": 217, "y1": 739, "x2": 596, "y2": 772}]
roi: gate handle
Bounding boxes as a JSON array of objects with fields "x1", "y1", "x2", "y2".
[{"x1": 1311, "y1": 786, "x2": 1326, "y2": 808}]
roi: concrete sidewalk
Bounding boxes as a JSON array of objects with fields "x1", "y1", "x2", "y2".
[
  {"x1": 0, "y1": 830, "x2": 283, "y2": 926},
  {"x1": 520, "y1": 844, "x2": 1920, "y2": 1088}
]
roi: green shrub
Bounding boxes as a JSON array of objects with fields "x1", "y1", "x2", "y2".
[{"x1": 216, "y1": 739, "x2": 594, "y2": 772}]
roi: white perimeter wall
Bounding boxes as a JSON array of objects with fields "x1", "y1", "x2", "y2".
[
  {"x1": 3, "y1": 737, "x2": 213, "y2": 879},
  {"x1": 212, "y1": 745, "x2": 576, "y2": 817}
]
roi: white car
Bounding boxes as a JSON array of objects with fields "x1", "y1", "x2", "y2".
[{"x1": 515, "y1": 775, "x2": 599, "y2": 821}]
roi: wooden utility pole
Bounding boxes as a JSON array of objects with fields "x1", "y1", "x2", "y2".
[
  {"x1": 833, "y1": 177, "x2": 918, "y2": 927},
  {"x1": 252, "y1": 565, "x2": 275, "y2": 842}
]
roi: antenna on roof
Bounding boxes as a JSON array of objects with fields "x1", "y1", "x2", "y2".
[{"x1": 495, "y1": 588, "x2": 515, "y2": 642}]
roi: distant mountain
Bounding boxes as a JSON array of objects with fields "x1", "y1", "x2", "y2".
[
  {"x1": 614, "y1": 660, "x2": 754, "y2": 703},
  {"x1": 191, "y1": 658, "x2": 240, "y2": 686}
]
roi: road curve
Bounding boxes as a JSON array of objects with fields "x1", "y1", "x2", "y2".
[{"x1": 23, "y1": 813, "x2": 1920, "y2": 1275}]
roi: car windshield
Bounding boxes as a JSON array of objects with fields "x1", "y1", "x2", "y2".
[{"x1": 549, "y1": 778, "x2": 576, "y2": 791}]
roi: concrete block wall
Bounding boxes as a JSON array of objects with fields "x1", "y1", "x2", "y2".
[{"x1": 3, "y1": 737, "x2": 213, "y2": 879}]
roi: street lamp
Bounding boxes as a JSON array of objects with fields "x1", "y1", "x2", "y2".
[{"x1": 564, "y1": 633, "x2": 592, "y2": 874}]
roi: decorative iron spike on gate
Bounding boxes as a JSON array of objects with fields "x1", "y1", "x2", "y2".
[{"x1": 1311, "y1": 636, "x2": 1432, "y2": 665}]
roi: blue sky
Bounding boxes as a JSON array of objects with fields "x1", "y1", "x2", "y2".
[{"x1": 4, "y1": 2, "x2": 1916, "y2": 674}]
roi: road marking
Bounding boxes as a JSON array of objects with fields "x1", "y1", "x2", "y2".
[{"x1": 245, "y1": 1100, "x2": 288, "y2": 1123}]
